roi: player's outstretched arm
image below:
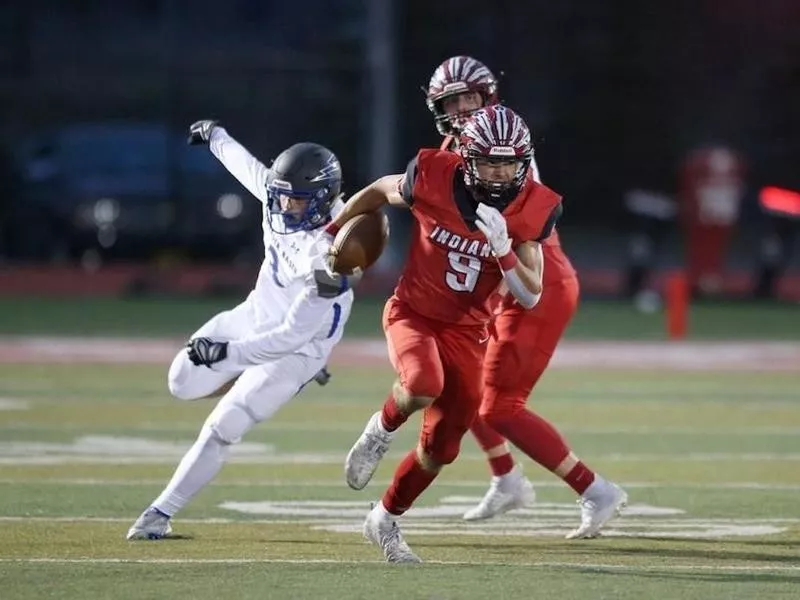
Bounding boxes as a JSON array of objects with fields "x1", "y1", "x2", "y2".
[
  {"x1": 325, "y1": 174, "x2": 406, "y2": 235},
  {"x1": 187, "y1": 120, "x2": 270, "y2": 203}
]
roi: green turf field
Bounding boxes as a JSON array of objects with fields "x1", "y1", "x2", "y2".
[
  {"x1": 1, "y1": 362, "x2": 799, "y2": 599},
  {"x1": 0, "y1": 296, "x2": 799, "y2": 339}
]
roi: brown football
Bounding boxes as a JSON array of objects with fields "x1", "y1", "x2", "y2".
[{"x1": 330, "y1": 211, "x2": 390, "y2": 275}]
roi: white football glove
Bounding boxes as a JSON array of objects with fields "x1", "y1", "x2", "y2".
[
  {"x1": 475, "y1": 203, "x2": 512, "y2": 257},
  {"x1": 313, "y1": 230, "x2": 337, "y2": 276}
]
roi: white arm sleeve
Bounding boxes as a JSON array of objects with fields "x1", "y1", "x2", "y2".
[
  {"x1": 208, "y1": 127, "x2": 270, "y2": 203},
  {"x1": 220, "y1": 271, "x2": 348, "y2": 369},
  {"x1": 502, "y1": 244, "x2": 544, "y2": 309},
  {"x1": 502, "y1": 268, "x2": 542, "y2": 309}
]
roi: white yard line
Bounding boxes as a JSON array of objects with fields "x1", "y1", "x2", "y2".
[
  {"x1": 2, "y1": 515, "x2": 800, "y2": 525},
  {"x1": 2, "y1": 479, "x2": 800, "y2": 491},
  {"x1": 4, "y1": 423, "x2": 800, "y2": 435},
  {"x1": 0, "y1": 398, "x2": 30, "y2": 410},
  {"x1": 1, "y1": 337, "x2": 799, "y2": 371},
  {"x1": 1, "y1": 451, "x2": 798, "y2": 465},
  {"x1": 0, "y1": 557, "x2": 798, "y2": 572}
]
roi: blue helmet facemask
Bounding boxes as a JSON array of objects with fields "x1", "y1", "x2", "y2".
[{"x1": 266, "y1": 180, "x2": 335, "y2": 234}]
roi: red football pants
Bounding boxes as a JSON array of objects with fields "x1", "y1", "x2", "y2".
[
  {"x1": 383, "y1": 296, "x2": 486, "y2": 465},
  {"x1": 471, "y1": 277, "x2": 580, "y2": 450}
]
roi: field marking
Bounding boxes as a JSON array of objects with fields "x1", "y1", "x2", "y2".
[
  {"x1": 2, "y1": 435, "x2": 800, "y2": 465},
  {"x1": 2, "y1": 478, "x2": 800, "y2": 491},
  {"x1": 2, "y1": 337, "x2": 799, "y2": 371},
  {"x1": 1, "y1": 512, "x2": 797, "y2": 542},
  {"x1": 215, "y1": 498, "x2": 794, "y2": 539},
  {"x1": 5, "y1": 423, "x2": 800, "y2": 436},
  {"x1": 2, "y1": 515, "x2": 799, "y2": 525},
  {"x1": 2, "y1": 450, "x2": 799, "y2": 466},
  {"x1": 0, "y1": 557, "x2": 798, "y2": 573},
  {"x1": 0, "y1": 398, "x2": 29, "y2": 411}
]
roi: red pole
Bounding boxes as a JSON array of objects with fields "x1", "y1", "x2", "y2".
[{"x1": 666, "y1": 271, "x2": 689, "y2": 340}]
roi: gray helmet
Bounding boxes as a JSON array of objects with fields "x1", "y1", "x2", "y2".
[{"x1": 265, "y1": 142, "x2": 342, "y2": 233}]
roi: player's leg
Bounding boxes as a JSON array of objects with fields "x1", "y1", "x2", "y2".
[
  {"x1": 464, "y1": 416, "x2": 534, "y2": 494},
  {"x1": 463, "y1": 410, "x2": 536, "y2": 521},
  {"x1": 470, "y1": 417, "x2": 512, "y2": 473},
  {"x1": 380, "y1": 298, "x2": 445, "y2": 430},
  {"x1": 345, "y1": 298, "x2": 445, "y2": 490},
  {"x1": 463, "y1": 282, "x2": 580, "y2": 521},
  {"x1": 479, "y1": 278, "x2": 627, "y2": 537},
  {"x1": 166, "y1": 299, "x2": 255, "y2": 401},
  {"x1": 127, "y1": 353, "x2": 323, "y2": 539},
  {"x1": 364, "y1": 326, "x2": 483, "y2": 562},
  {"x1": 480, "y1": 279, "x2": 580, "y2": 476}
]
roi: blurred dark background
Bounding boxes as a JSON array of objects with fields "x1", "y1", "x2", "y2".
[{"x1": 0, "y1": 0, "x2": 798, "y2": 301}]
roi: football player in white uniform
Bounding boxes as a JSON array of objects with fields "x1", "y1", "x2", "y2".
[{"x1": 127, "y1": 120, "x2": 357, "y2": 539}]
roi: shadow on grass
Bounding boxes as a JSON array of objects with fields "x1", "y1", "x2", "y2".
[{"x1": 581, "y1": 568, "x2": 800, "y2": 586}]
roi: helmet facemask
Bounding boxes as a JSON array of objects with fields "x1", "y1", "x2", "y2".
[
  {"x1": 266, "y1": 180, "x2": 338, "y2": 234},
  {"x1": 458, "y1": 105, "x2": 534, "y2": 211},
  {"x1": 462, "y1": 150, "x2": 532, "y2": 211},
  {"x1": 428, "y1": 84, "x2": 498, "y2": 137},
  {"x1": 264, "y1": 143, "x2": 342, "y2": 235}
]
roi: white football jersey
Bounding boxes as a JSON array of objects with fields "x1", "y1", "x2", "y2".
[{"x1": 208, "y1": 128, "x2": 353, "y2": 367}]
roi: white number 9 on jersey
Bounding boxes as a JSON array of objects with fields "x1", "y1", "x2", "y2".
[{"x1": 445, "y1": 251, "x2": 482, "y2": 292}]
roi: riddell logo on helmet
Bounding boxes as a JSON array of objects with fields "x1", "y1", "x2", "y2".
[
  {"x1": 443, "y1": 82, "x2": 468, "y2": 93},
  {"x1": 272, "y1": 179, "x2": 293, "y2": 191},
  {"x1": 488, "y1": 146, "x2": 516, "y2": 157}
]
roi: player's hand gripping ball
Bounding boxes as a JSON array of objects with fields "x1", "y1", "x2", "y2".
[{"x1": 328, "y1": 211, "x2": 390, "y2": 275}]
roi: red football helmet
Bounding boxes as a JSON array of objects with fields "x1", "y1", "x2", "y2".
[
  {"x1": 459, "y1": 105, "x2": 533, "y2": 209},
  {"x1": 426, "y1": 56, "x2": 499, "y2": 136}
]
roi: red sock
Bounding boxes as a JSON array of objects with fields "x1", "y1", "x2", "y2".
[
  {"x1": 493, "y1": 409, "x2": 570, "y2": 471},
  {"x1": 380, "y1": 393, "x2": 408, "y2": 432},
  {"x1": 471, "y1": 417, "x2": 513, "y2": 476},
  {"x1": 488, "y1": 453, "x2": 515, "y2": 477},
  {"x1": 493, "y1": 409, "x2": 597, "y2": 494},
  {"x1": 563, "y1": 461, "x2": 596, "y2": 495},
  {"x1": 382, "y1": 450, "x2": 438, "y2": 515}
]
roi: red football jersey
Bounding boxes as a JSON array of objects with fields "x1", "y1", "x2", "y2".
[
  {"x1": 394, "y1": 149, "x2": 562, "y2": 326},
  {"x1": 441, "y1": 135, "x2": 576, "y2": 284},
  {"x1": 540, "y1": 228, "x2": 577, "y2": 283}
]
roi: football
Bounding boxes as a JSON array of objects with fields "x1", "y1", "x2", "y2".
[{"x1": 329, "y1": 211, "x2": 390, "y2": 275}]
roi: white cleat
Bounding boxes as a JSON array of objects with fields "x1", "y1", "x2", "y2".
[
  {"x1": 126, "y1": 507, "x2": 173, "y2": 540},
  {"x1": 345, "y1": 411, "x2": 394, "y2": 490},
  {"x1": 463, "y1": 467, "x2": 536, "y2": 522},
  {"x1": 566, "y1": 480, "x2": 628, "y2": 540},
  {"x1": 363, "y1": 503, "x2": 422, "y2": 564}
]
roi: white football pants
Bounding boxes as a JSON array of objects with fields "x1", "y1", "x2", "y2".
[{"x1": 150, "y1": 299, "x2": 326, "y2": 517}]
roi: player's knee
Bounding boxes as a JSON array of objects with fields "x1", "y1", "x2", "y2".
[
  {"x1": 420, "y1": 437, "x2": 462, "y2": 467},
  {"x1": 479, "y1": 389, "x2": 526, "y2": 433},
  {"x1": 397, "y1": 370, "x2": 443, "y2": 404},
  {"x1": 167, "y1": 352, "x2": 198, "y2": 400},
  {"x1": 168, "y1": 352, "x2": 237, "y2": 401},
  {"x1": 204, "y1": 402, "x2": 258, "y2": 445},
  {"x1": 392, "y1": 380, "x2": 436, "y2": 414},
  {"x1": 196, "y1": 424, "x2": 233, "y2": 464},
  {"x1": 414, "y1": 446, "x2": 442, "y2": 472}
]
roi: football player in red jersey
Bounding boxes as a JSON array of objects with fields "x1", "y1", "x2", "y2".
[
  {"x1": 426, "y1": 56, "x2": 627, "y2": 535},
  {"x1": 323, "y1": 106, "x2": 559, "y2": 562}
]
